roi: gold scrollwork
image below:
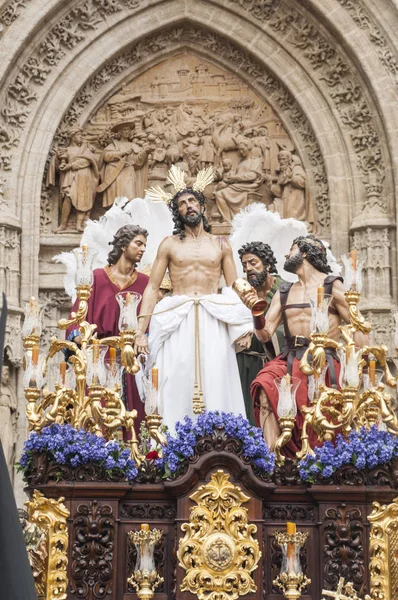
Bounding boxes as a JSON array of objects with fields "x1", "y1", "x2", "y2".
[
  {"x1": 25, "y1": 490, "x2": 69, "y2": 600},
  {"x1": 366, "y1": 497, "x2": 398, "y2": 600},
  {"x1": 177, "y1": 470, "x2": 261, "y2": 600}
]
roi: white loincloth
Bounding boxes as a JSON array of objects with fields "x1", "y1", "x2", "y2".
[{"x1": 144, "y1": 287, "x2": 252, "y2": 433}]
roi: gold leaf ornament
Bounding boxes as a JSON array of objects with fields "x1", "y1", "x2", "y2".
[
  {"x1": 178, "y1": 470, "x2": 261, "y2": 600},
  {"x1": 145, "y1": 164, "x2": 214, "y2": 205}
]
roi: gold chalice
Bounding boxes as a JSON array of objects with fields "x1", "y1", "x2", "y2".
[{"x1": 232, "y1": 278, "x2": 268, "y2": 315}]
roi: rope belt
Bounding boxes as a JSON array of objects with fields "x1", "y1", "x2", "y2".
[
  {"x1": 192, "y1": 300, "x2": 205, "y2": 413},
  {"x1": 138, "y1": 296, "x2": 245, "y2": 413}
]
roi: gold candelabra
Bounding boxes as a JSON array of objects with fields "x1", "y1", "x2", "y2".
[
  {"x1": 127, "y1": 525, "x2": 164, "y2": 599},
  {"x1": 273, "y1": 251, "x2": 398, "y2": 461},
  {"x1": 273, "y1": 530, "x2": 311, "y2": 600},
  {"x1": 21, "y1": 246, "x2": 166, "y2": 465}
]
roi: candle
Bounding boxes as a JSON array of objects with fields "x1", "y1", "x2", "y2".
[
  {"x1": 286, "y1": 522, "x2": 296, "y2": 566},
  {"x1": 287, "y1": 521, "x2": 296, "y2": 535},
  {"x1": 369, "y1": 359, "x2": 376, "y2": 386},
  {"x1": 126, "y1": 292, "x2": 131, "y2": 306},
  {"x1": 152, "y1": 366, "x2": 159, "y2": 390},
  {"x1": 317, "y1": 285, "x2": 324, "y2": 308},
  {"x1": 109, "y1": 347, "x2": 117, "y2": 365},
  {"x1": 141, "y1": 523, "x2": 150, "y2": 532},
  {"x1": 32, "y1": 345, "x2": 39, "y2": 366},
  {"x1": 60, "y1": 361, "x2": 67, "y2": 384},
  {"x1": 92, "y1": 339, "x2": 100, "y2": 363},
  {"x1": 283, "y1": 373, "x2": 291, "y2": 387},
  {"x1": 350, "y1": 249, "x2": 357, "y2": 270}
]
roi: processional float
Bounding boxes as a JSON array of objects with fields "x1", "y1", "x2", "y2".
[{"x1": 19, "y1": 244, "x2": 398, "y2": 600}]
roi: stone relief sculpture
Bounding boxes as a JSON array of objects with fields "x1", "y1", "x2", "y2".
[
  {"x1": 98, "y1": 121, "x2": 149, "y2": 207},
  {"x1": 213, "y1": 135, "x2": 264, "y2": 221},
  {"x1": 46, "y1": 127, "x2": 99, "y2": 232},
  {"x1": 267, "y1": 149, "x2": 314, "y2": 230},
  {"x1": 0, "y1": 365, "x2": 17, "y2": 481},
  {"x1": 43, "y1": 55, "x2": 314, "y2": 232}
]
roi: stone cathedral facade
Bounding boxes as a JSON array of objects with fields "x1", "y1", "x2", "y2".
[{"x1": 0, "y1": 0, "x2": 398, "y2": 503}]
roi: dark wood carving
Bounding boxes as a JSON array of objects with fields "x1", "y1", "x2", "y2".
[
  {"x1": 24, "y1": 441, "x2": 398, "y2": 600},
  {"x1": 70, "y1": 500, "x2": 115, "y2": 599},
  {"x1": 120, "y1": 502, "x2": 176, "y2": 521},
  {"x1": 313, "y1": 460, "x2": 398, "y2": 487},
  {"x1": 263, "y1": 504, "x2": 316, "y2": 523},
  {"x1": 271, "y1": 458, "x2": 302, "y2": 485},
  {"x1": 25, "y1": 451, "x2": 126, "y2": 485},
  {"x1": 323, "y1": 504, "x2": 365, "y2": 592}
]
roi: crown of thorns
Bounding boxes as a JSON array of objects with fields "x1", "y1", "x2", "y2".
[{"x1": 145, "y1": 164, "x2": 214, "y2": 205}]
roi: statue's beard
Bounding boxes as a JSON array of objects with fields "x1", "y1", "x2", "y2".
[
  {"x1": 284, "y1": 252, "x2": 304, "y2": 273},
  {"x1": 181, "y1": 210, "x2": 202, "y2": 227},
  {"x1": 247, "y1": 268, "x2": 268, "y2": 289}
]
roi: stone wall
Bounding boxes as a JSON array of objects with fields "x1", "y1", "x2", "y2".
[{"x1": 0, "y1": 0, "x2": 398, "y2": 503}]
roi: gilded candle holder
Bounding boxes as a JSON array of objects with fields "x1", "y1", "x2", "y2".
[
  {"x1": 273, "y1": 531, "x2": 311, "y2": 600},
  {"x1": 127, "y1": 526, "x2": 164, "y2": 600}
]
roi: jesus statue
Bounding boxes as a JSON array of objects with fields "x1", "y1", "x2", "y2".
[{"x1": 134, "y1": 166, "x2": 252, "y2": 431}]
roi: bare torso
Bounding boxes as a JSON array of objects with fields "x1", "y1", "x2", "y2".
[
  {"x1": 167, "y1": 233, "x2": 225, "y2": 296},
  {"x1": 283, "y1": 277, "x2": 342, "y2": 341}
]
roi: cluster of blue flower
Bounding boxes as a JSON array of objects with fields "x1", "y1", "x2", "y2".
[
  {"x1": 161, "y1": 411, "x2": 275, "y2": 475},
  {"x1": 20, "y1": 423, "x2": 138, "y2": 482},
  {"x1": 299, "y1": 426, "x2": 398, "y2": 482}
]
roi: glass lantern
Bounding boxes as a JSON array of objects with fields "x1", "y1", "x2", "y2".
[
  {"x1": 86, "y1": 343, "x2": 107, "y2": 386},
  {"x1": 22, "y1": 297, "x2": 43, "y2": 338},
  {"x1": 309, "y1": 293, "x2": 332, "y2": 334},
  {"x1": 23, "y1": 348, "x2": 45, "y2": 389},
  {"x1": 73, "y1": 246, "x2": 98, "y2": 287},
  {"x1": 274, "y1": 375, "x2": 300, "y2": 419},
  {"x1": 116, "y1": 291, "x2": 142, "y2": 331},
  {"x1": 338, "y1": 345, "x2": 362, "y2": 388},
  {"x1": 341, "y1": 251, "x2": 364, "y2": 293},
  {"x1": 104, "y1": 357, "x2": 123, "y2": 390},
  {"x1": 308, "y1": 365, "x2": 328, "y2": 402}
]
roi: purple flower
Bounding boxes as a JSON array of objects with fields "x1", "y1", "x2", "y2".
[
  {"x1": 299, "y1": 426, "x2": 398, "y2": 482},
  {"x1": 162, "y1": 411, "x2": 275, "y2": 476},
  {"x1": 19, "y1": 424, "x2": 138, "y2": 483}
]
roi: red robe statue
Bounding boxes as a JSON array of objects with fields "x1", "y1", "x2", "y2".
[
  {"x1": 67, "y1": 268, "x2": 149, "y2": 428},
  {"x1": 251, "y1": 275, "x2": 341, "y2": 458}
]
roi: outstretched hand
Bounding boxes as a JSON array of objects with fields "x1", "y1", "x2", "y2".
[
  {"x1": 134, "y1": 332, "x2": 149, "y2": 355},
  {"x1": 235, "y1": 331, "x2": 253, "y2": 350}
]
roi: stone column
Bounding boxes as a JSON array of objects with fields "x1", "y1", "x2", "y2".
[{"x1": 350, "y1": 175, "x2": 396, "y2": 352}]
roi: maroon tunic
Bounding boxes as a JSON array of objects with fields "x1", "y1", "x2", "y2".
[{"x1": 67, "y1": 268, "x2": 149, "y2": 430}]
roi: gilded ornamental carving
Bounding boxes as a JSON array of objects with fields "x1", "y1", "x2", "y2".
[{"x1": 178, "y1": 469, "x2": 261, "y2": 599}]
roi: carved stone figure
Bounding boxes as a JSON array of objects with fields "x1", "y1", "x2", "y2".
[
  {"x1": 214, "y1": 135, "x2": 264, "y2": 221},
  {"x1": 46, "y1": 127, "x2": 99, "y2": 232},
  {"x1": 44, "y1": 55, "x2": 312, "y2": 233},
  {"x1": 98, "y1": 121, "x2": 148, "y2": 206},
  {"x1": 0, "y1": 365, "x2": 17, "y2": 481},
  {"x1": 199, "y1": 127, "x2": 215, "y2": 169},
  {"x1": 269, "y1": 150, "x2": 314, "y2": 228},
  {"x1": 251, "y1": 126, "x2": 271, "y2": 172}
]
